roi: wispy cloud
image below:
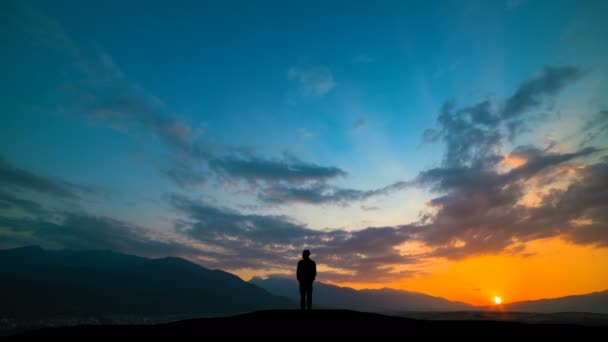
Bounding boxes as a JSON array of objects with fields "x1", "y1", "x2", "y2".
[
  {"x1": 258, "y1": 181, "x2": 410, "y2": 205},
  {"x1": 288, "y1": 66, "x2": 336, "y2": 97},
  {"x1": 0, "y1": 156, "x2": 95, "y2": 199},
  {"x1": 169, "y1": 194, "x2": 420, "y2": 279},
  {"x1": 0, "y1": 181, "x2": 422, "y2": 283},
  {"x1": 210, "y1": 153, "x2": 347, "y2": 186},
  {"x1": 351, "y1": 118, "x2": 368, "y2": 131},
  {"x1": 0, "y1": 213, "x2": 196, "y2": 257},
  {"x1": 502, "y1": 66, "x2": 584, "y2": 119},
  {"x1": 580, "y1": 110, "x2": 608, "y2": 147}
]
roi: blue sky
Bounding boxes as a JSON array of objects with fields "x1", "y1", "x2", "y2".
[{"x1": 1, "y1": 0, "x2": 607, "y2": 289}]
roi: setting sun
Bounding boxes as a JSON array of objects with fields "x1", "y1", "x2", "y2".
[{"x1": 493, "y1": 296, "x2": 503, "y2": 305}]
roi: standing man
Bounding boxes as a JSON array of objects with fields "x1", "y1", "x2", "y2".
[{"x1": 296, "y1": 249, "x2": 316, "y2": 310}]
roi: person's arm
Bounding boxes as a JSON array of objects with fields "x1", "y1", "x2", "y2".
[
  {"x1": 313, "y1": 261, "x2": 317, "y2": 280},
  {"x1": 296, "y1": 260, "x2": 302, "y2": 281}
]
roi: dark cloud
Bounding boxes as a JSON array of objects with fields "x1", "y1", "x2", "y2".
[
  {"x1": 414, "y1": 146, "x2": 603, "y2": 258},
  {"x1": 0, "y1": 156, "x2": 92, "y2": 199},
  {"x1": 160, "y1": 160, "x2": 208, "y2": 189},
  {"x1": 558, "y1": 162, "x2": 608, "y2": 247},
  {"x1": 0, "y1": 191, "x2": 48, "y2": 216},
  {"x1": 415, "y1": 65, "x2": 606, "y2": 258},
  {"x1": 428, "y1": 66, "x2": 584, "y2": 168},
  {"x1": 0, "y1": 163, "x2": 442, "y2": 282},
  {"x1": 502, "y1": 66, "x2": 584, "y2": 119},
  {"x1": 464, "y1": 100, "x2": 500, "y2": 127},
  {"x1": 581, "y1": 110, "x2": 608, "y2": 147},
  {"x1": 434, "y1": 100, "x2": 504, "y2": 167},
  {"x1": 210, "y1": 154, "x2": 347, "y2": 185},
  {"x1": 503, "y1": 146, "x2": 598, "y2": 183},
  {"x1": 169, "y1": 194, "x2": 419, "y2": 281},
  {"x1": 258, "y1": 181, "x2": 409, "y2": 205},
  {"x1": 0, "y1": 212, "x2": 195, "y2": 258}
]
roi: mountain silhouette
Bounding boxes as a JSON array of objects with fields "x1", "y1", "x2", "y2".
[
  {"x1": 484, "y1": 291, "x2": 608, "y2": 314},
  {"x1": 15, "y1": 310, "x2": 607, "y2": 338},
  {"x1": 0, "y1": 246, "x2": 292, "y2": 321},
  {"x1": 251, "y1": 276, "x2": 473, "y2": 312}
]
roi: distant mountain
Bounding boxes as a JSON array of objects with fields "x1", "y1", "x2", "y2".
[
  {"x1": 484, "y1": 291, "x2": 608, "y2": 314},
  {"x1": 0, "y1": 246, "x2": 292, "y2": 320},
  {"x1": 250, "y1": 276, "x2": 473, "y2": 312}
]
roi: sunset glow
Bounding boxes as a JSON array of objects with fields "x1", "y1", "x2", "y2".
[{"x1": 1, "y1": 0, "x2": 607, "y2": 308}]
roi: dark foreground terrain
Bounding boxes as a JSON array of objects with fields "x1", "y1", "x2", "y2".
[{"x1": 8, "y1": 310, "x2": 607, "y2": 338}]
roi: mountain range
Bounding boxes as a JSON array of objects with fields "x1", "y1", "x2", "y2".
[
  {"x1": 489, "y1": 290, "x2": 608, "y2": 314},
  {"x1": 250, "y1": 276, "x2": 473, "y2": 311},
  {"x1": 0, "y1": 246, "x2": 291, "y2": 320},
  {"x1": 251, "y1": 276, "x2": 608, "y2": 314},
  {"x1": 1, "y1": 245, "x2": 606, "y2": 327}
]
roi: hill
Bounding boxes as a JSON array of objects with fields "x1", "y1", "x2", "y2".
[
  {"x1": 14, "y1": 310, "x2": 607, "y2": 338},
  {"x1": 0, "y1": 246, "x2": 292, "y2": 321},
  {"x1": 251, "y1": 276, "x2": 472, "y2": 312},
  {"x1": 485, "y1": 290, "x2": 608, "y2": 314}
]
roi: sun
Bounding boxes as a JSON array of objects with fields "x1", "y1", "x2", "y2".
[{"x1": 493, "y1": 296, "x2": 503, "y2": 305}]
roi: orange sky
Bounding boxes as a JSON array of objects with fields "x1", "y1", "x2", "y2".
[{"x1": 328, "y1": 237, "x2": 608, "y2": 306}]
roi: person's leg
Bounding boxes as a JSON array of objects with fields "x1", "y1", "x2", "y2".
[
  {"x1": 299, "y1": 282, "x2": 306, "y2": 310},
  {"x1": 306, "y1": 281, "x2": 313, "y2": 310}
]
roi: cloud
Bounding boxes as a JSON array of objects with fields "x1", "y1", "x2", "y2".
[
  {"x1": 0, "y1": 213, "x2": 195, "y2": 257},
  {"x1": 352, "y1": 118, "x2": 368, "y2": 131},
  {"x1": 0, "y1": 156, "x2": 93, "y2": 199},
  {"x1": 169, "y1": 194, "x2": 419, "y2": 280},
  {"x1": 288, "y1": 66, "x2": 336, "y2": 97},
  {"x1": 84, "y1": 83, "x2": 202, "y2": 162},
  {"x1": 581, "y1": 110, "x2": 608, "y2": 147},
  {"x1": 502, "y1": 66, "x2": 584, "y2": 119},
  {"x1": 75, "y1": 57, "x2": 217, "y2": 188},
  {"x1": 12, "y1": 3, "x2": 367, "y2": 194},
  {"x1": 0, "y1": 174, "x2": 422, "y2": 284},
  {"x1": 210, "y1": 153, "x2": 347, "y2": 186},
  {"x1": 11, "y1": 3, "x2": 211, "y2": 188},
  {"x1": 411, "y1": 65, "x2": 608, "y2": 258},
  {"x1": 434, "y1": 100, "x2": 504, "y2": 167},
  {"x1": 558, "y1": 162, "x2": 608, "y2": 247},
  {"x1": 0, "y1": 191, "x2": 48, "y2": 216},
  {"x1": 160, "y1": 163, "x2": 208, "y2": 188},
  {"x1": 361, "y1": 205, "x2": 380, "y2": 211},
  {"x1": 427, "y1": 66, "x2": 585, "y2": 169},
  {"x1": 416, "y1": 161, "x2": 599, "y2": 259},
  {"x1": 258, "y1": 181, "x2": 410, "y2": 205}
]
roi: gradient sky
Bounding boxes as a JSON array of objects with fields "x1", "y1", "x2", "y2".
[{"x1": 2, "y1": 0, "x2": 608, "y2": 306}]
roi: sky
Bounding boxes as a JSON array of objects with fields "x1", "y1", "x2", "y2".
[{"x1": 1, "y1": 0, "x2": 608, "y2": 306}]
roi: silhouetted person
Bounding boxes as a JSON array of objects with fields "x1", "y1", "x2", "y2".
[{"x1": 297, "y1": 249, "x2": 316, "y2": 310}]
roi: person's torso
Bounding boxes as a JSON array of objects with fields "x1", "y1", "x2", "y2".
[{"x1": 299, "y1": 259, "x2": 315, "y2": 279}]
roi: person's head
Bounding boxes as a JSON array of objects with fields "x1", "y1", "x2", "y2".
[{"x1": 302, "y1": 249, "x2": 311, "y2": 259}]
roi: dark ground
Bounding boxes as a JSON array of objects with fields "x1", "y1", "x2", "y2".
[{"x1": 6, "y1": 310, "x2": 608, "y2": 338}]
